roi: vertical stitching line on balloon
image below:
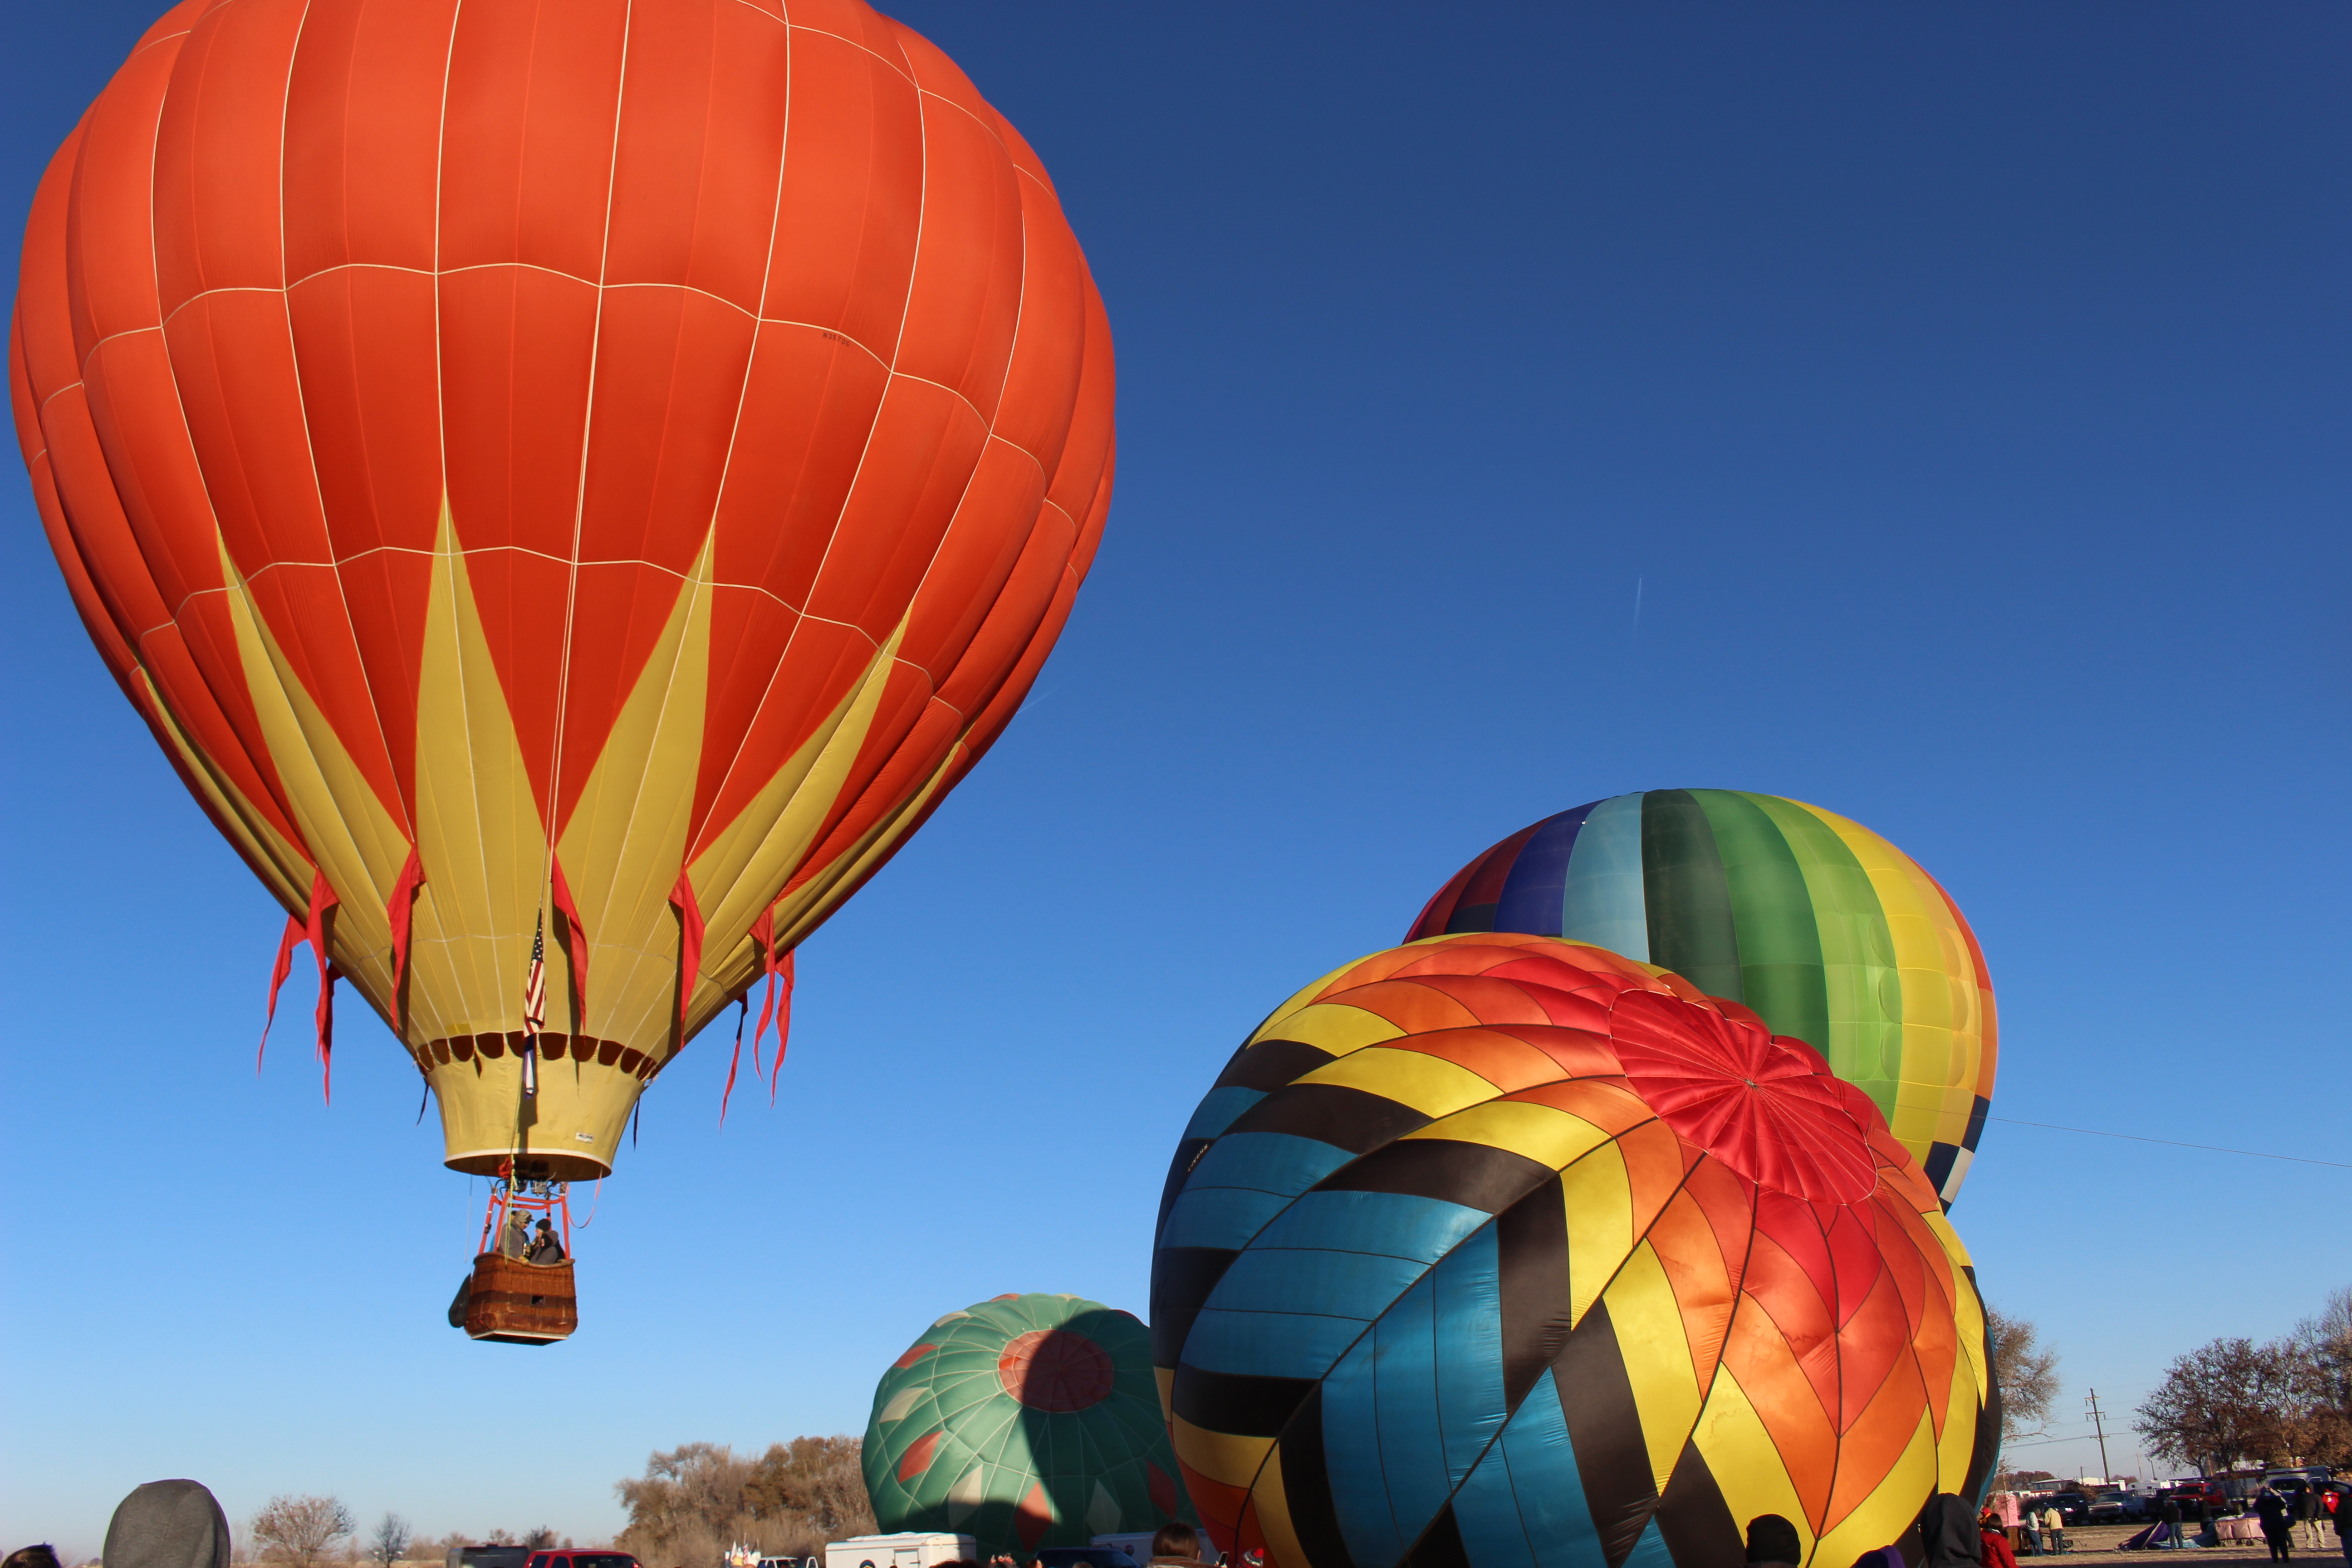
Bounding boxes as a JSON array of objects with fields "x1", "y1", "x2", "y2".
[
  {"x1": 540, "y1": 0, "x2": 639, "y2": 953},
  {"x1": 680, "y1": 0, "x2": 796, "y2": 885},
  {"x1": 875, "y1": 97, "x2": 1044, "y2": 700},
  {"x1": 269, "y1": 0, "x2": 422, "y2": 882},
  {"x1": 678, "y1": 17, "x2": 926, "y2": 954},
  {"x1": 128, "y1": 15, "x2": 317, "y2": 888},
  {"x1": 423, "y1": 0, "x2": 494, "y2": 1044}
]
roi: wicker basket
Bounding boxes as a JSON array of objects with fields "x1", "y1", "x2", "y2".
[{"x1": 463, "y1": 1252, "x2": 578, "y2": 1344}]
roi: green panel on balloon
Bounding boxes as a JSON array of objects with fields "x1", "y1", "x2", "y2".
[
  {"x1": 864, "y1": 1293, "x2": 1198, "y2": 1555},
  {"x1": 1408, "y1": 789, "x2": 1997, "y2": 1208}
]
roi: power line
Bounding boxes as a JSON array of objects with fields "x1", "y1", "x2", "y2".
[{"x1": 1989, "y1": 1117, "x2": 2352, "y2": 1171}]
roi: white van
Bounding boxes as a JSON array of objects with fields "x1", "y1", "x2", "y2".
[{"x1": 825, "y1": 1535, "x2": 977, "y2": 1568}]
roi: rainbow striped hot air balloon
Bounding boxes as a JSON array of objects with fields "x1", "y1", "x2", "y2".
[
  {"x1": 1409, "y1": 791, "x2": 1996, "y2": 1205},
  {"x1": 1151, "y1": 934, "x2": 1999, "y2": 1568},
  {"x1": 867, "y1": 1294, "x2": 1197, "y2": 1557}
]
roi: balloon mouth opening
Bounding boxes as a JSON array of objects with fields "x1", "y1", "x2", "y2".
[{"x1": 445, "y1": 1149, "x2": 612, "y2": 1182}]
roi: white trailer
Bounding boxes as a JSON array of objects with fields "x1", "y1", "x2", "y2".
[{"x1": 826, "y1": 1535, "x2": 977, "y2": 1568}]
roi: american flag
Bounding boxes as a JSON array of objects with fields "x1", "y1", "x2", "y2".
[{"x1": 521, "y1": 912, "x2": 546, "y2": 1097}]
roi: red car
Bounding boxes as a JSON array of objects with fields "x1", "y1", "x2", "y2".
[
  {"x1": 526, "y1": 1553, "x2": 641, "y2": 1568},
  {"x1": 2155, "y1": 1481, "x2": 2230, "y2": 1515}
]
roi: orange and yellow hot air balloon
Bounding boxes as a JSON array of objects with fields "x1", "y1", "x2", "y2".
[{"x1": 11, "y1": 0, "x2": 1112, "y2": 1269}]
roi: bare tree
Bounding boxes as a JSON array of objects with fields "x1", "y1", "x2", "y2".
[
  {"x1": 519, "y1": 1533, "x2": 558, "y2": 1553},
  {"x1": 252, "y1": 1498, "x2": 356, "y2": 1568},
  {"x1": 1986, "y1": 1305, "x2": 2059, "y2": 1443},
  {"x1": 2135, "y1": 1337, "x2": 2316, "y2": 1471},
  {"x1": 367, "y1": 1515, "x2": 412, "y2": 1568}
]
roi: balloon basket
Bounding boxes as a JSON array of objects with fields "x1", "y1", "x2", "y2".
[
  {"x1": 451, "y1": 1169, "x2": 578, "y2": 1343},
  {"x1": 462, "y1": 1252, "x2": 578, "y2": 1345}
]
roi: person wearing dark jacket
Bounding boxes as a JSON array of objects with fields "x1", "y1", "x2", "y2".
[
  {"x1": 2260, "y1": 1490, "x2": 2295, "y2": 1562},
  {"x1": 1920, "y1": 1494, "x2": 1983, "y2": 1568},
  {"x1": 1746, "y1": 1515, "x2": 1805, "y2": 1568},
  {"x1": 2159, "y1": 1498, "x2": 2184, "y2": 1551},
  {"x1": 2332, "y1": 1486, "x2": 2352, "y2": 1567},
  {"x1": 103, "y1": 1480, "x2": 231, "y2": 1568}
]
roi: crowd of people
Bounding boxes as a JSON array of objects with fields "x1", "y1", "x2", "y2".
[{"x1": 23, "y1": 1480, "x2": 2352, "y2": 1568}]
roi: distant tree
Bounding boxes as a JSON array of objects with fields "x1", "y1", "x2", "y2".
[
  {"x1": 519, "y1": 1533, "x2": 556, "y2": 1553},
  {"x1": 745, "y1": 1437, "x2": 875, "y2": 1542},
  {"x1": 617, "y1": 1437, "x2": 872, "y2": 1565},
  {"x1": 1987, "y1": 1306, "x2": 2060, "y2": 1443},
  {"x1": 2134, "y1": 1337, "x2": 2316, "y2": 1471},
  {"x1": 252, "y1": 1498, "x2": 356, "y2": 1568},
  {"x1": 368, "y1": 1516, "x2": 412, "y2": 1568}
]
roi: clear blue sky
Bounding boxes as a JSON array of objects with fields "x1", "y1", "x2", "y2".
[{"x1": 2, "y1": 0, "x2": 2345, "y2": 1555}]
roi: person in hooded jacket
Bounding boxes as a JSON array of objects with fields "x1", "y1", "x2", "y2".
[
  {"x1": 1744, "y1": 1515, "x2": 1804, "y2": 1568},
  {"x1": 103, "y1": 1480, "x2": 231, "y2": 1568},
  {"x1": 1920, "y1": 1494, "x2": 1983, "y2": 1568}
]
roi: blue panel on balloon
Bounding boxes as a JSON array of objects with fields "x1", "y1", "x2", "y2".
[
  {"x1": 1430, "y1": 1220, "x2": 1507, "y2": 1485},
  {"x1": 1183, "y1": 1086, "x2": 1266, "y2": 1142},
  {"x1": 1158, "y1": 1184, "x2": 1293, "y2": 1250},
  {"x1": 1181, "y1": 1305, "x2": 1367, "y2": 1382},
  {"x1": 1319, "y1": 1329, "x2": 1405, "y2": 1568},
  {"x1": 1489, "y1": 1374, "x2": 1611, "y2": 1568},
  {"x1": 1204, "y1": 1245, "x2": 1428, "y2": 1324},
  {"x1": 1252, "y1": 1190, "x2": 1489, "y2": 1263},
  {"x1": 1372, "y1": 1272, "x2": 1454, "y2": 1553},
  {"x1": 1186, "y1": 1131, "x2": 1356, "y2": 1200}
]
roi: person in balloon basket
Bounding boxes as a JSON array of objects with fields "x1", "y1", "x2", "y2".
[
  {"x1": 500, "y1": 1208, "x2": 532, "y2": 1260},
  {"x1": 1146, "y1": 1523, "x2": 1216, "y2": 1568},
  {"x1": 527, "y1": 1217, "x2": 566, "y2": 1265}
]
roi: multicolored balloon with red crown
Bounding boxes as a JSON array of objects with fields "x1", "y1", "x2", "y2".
[{"x1": 1151, "y1": 934, "x2": 1999, "y2": 1568}]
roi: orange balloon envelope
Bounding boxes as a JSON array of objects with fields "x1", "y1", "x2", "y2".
[{"x1": 12, "y1": 0, "x2": 1114, "y2": 1178}]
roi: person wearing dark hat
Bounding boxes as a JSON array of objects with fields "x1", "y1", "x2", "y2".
[
  {"x1": 527, "y1": 1216, "x2": 565, "y2": 1265},
  {"x1": 1919, "y1": 1494, "x2": 1984, "y2": 1568},
  {"x1": 1747, "y1": 1514, "x2": 1805, "y2": 1568},
  {"x1": 103, "y1": 1480, "x2": 231, "y2": 1568}
]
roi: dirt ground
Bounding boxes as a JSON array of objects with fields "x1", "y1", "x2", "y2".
[{"x1": 2028, "y1": 1524, "x2": 2346, "y2": 1563}]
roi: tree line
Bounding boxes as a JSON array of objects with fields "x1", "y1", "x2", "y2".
[
  {"x1": 2135, "y1": 1285, "x2": 2352, "y2": 1473},
  {"x1": 242, "y1": 1498, "x2": 575, "y2": 1568},
  {"x1": 614, "y1": 1438, "x2": 876, "y2": 1567}
]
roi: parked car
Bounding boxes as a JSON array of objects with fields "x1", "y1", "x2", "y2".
[
  {"x1": 2155, "y1": 1481, "x2": 2230, "y2": 1517},
  {"x1": 524, "y1": 1552, "x2": 640, "y2": 1568},
  {"x1": 2039, "y1": 1493, "x2": 2094, "y2": 1526},
  {"x1": 2088, "y1": 1494, "x2": 2147, "y2": 1524}
]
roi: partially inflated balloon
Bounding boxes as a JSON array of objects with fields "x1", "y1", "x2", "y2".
[
  {"x1": 866, "y1": 1294, "x2": 1197, "y2": 1554},
  {"x1": 1152, "y1": 934, "x2": 1998, "y2": 1568},
  {"x1": 13, "y1": 0, "x2": 1113, "y2": 1176},
  {"x1": 1409, "y1": 792, "x2": 1995, "y2": 1205}
]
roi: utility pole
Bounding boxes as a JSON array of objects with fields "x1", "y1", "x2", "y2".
[{"x1": 2087, "y1": 1389, "x2": 2114, "y2": 1482}]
